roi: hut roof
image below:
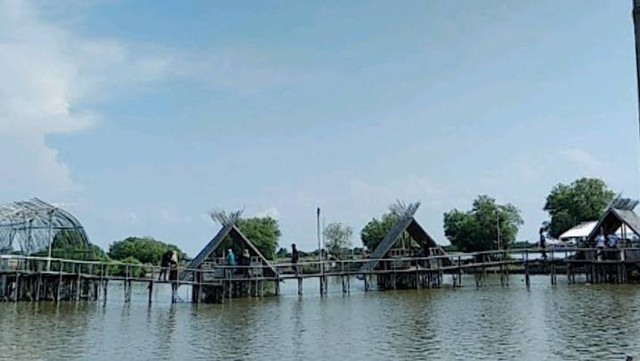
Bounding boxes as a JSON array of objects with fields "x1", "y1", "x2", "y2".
[
  {"x1": 585, "y1": 207, "x2": 640, "y2": 243},
  {"x1": 360, "y1": 216, "x2": 439, "y2": 272},
  {"x1": 559, "y1": 221, "x2": 597, "y2": 241},
  {"x1": 179, "y1": 224, "x2": 278, "y2": 280}
]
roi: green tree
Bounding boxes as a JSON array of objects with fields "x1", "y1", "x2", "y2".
[
  {"x1": 443, "y1": 195, "x2": 523, "y2": 252},
  {"x1": 108, "y1": 256, "x2": 149, "y2": 278},
  {"x1": 234, "y1": 217, "x2": 281, "y2": 260},
  {"x1": 324, "y1": 222, "x2": 353, "y2": 258},
  {"x1": 108, "y1": 237, "x2": 188, "y2": 265},
  {"x1": 276, "y1": 247, "x2": 289, "y2": 258},
  {"x1": 35, "y1": 230, "x2": 108, "y2": 261},
  {"x1": 544, "y1": 177, "x2": 615, "y2": 239},
  {"x1": 360, "y1": 213, "x2": 399, "y2": 251}
]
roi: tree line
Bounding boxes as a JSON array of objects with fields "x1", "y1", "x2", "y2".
[
  {"x1": 358, "y1": 177, "x2": 614, "y2": 254},
  {"x1": 322, "y1": 177, "x2": 615, "y2": 256},
  {"x1": 273, "y1": 177, "x2": 615, "y2": 258}
]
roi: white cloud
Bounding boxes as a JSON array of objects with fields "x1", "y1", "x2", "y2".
[
  {"x1": 253, "y1": 207, "x2": 280, "y2": 220},
  {"x1": 349, "y1": 176, "x2": 442, "y2": 210},
  {"x1": 128, "y1": 212, "x2": 138, "y2": 225},
  {"x1": 0, "y1": 1, "x2": 191, "y2": 199},
  {"x1": 559, "y1": 147, "x2": 606, "y2": 173}
]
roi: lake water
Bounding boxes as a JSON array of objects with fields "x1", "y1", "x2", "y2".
[{"x1": 1, "y1": 275, "x2": 639, "y2": 361}]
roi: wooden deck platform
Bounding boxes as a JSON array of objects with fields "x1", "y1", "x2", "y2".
[{"x1": 1, "y1": 247, "x2": 638, "y2": 304}]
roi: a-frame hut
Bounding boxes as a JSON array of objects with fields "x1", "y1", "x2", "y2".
[
  {"x1": 360, "y1": 210, "x2": 448, "y2": 290},
  {"x1": 563, "y1": 198, "x2": 640, "y2": 284},
  {"x1": 180, "y1": 223, "x2": 278, "y2": 302},
  {"x1": 584, "y1": 198, "x2": 640, "y2": 262}
]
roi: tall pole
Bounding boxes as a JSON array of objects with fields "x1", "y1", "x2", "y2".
[
  {"x1": 46, "y1": 209, "x2": 54, "y2": 271},
  {"x1": 633, "y1": 0, "x2": 640, "y2": 187},
  {"x1": 317, "y1": 207, "x2": 324, "y2": 293},
  {"x1": 317, "y1": 207, "x2": 322, "y2": 261},
  {"x1": 496, "y1": 208, "x2": 501, "y2": 251}
]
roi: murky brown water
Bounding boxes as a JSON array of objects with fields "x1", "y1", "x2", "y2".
[{"x1": 0, "y1": 275, "x2": 639, "y2": 361}]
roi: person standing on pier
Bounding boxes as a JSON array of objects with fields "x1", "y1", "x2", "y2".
[
  {"x1": 168, "y1": 251, "x2": 178, "y2": 282},
  {"x1": 606, "y1": 234, "x2": 619, "y2": 260},
  {"x1": 225, "y1": 249, "x2": 236, "y2": 278},
  {"x1": 240, "y1": 248, "x2": 251, "y2": 277},
  {"x1": 167, "y1": 250, "x2": 179, "y2": 302},
  {"x1": 159, "y1": 250, "x2": 173, "y2": 281},
  {"x1": 539, "y1": 228, "x2": 548, "y2": 260},
  {"x1": 291, "y1": 243, "x2": 300, "y2": 276},
  {"x1": 596, "y1": 234, "x2": 606, "y2": 261}
]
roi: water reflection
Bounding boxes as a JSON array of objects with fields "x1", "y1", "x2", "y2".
[{"x1": 1, "y1": 276, "x2": 639, "y2": 360}]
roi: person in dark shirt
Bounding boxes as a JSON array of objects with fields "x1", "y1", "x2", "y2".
[
  {"x1": 291, "y1": 243, "x2": 300, "y2": 276},
  {"x1": 240, "y1": 249, "x2": 251, "y2": 277},
  {"x1": 159, "y1": 250, "x2": 173, "y2": 281},
  {"x1": 168, "y1": 251, "x2": 178, "y2": 282},
  {"x1": 539, "y1": 228, "x2": 548, "y2": 260}
]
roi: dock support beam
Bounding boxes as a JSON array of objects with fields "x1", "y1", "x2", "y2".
[
  {"x1": 148, "y1": 280, "x2": 153, "y2": 305},
  {"x1": 524, "y1": 251, "x2": 530, "y2": 289}
]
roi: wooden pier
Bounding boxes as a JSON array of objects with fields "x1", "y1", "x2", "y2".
[{"x1": 1, "y1": 247, "x2": 638, "y2": 304}]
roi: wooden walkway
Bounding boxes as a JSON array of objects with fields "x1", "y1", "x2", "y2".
[{"x1": 0, "y1": 247, "x2": 636, "y2": 304}]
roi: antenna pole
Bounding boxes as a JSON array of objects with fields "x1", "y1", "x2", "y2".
[
  {"x1": 317, "y1": 207, "x2": 324, "y2": 294},
  {"x1": 633, "y1": 0, "x2": 640, "y2": 189}
]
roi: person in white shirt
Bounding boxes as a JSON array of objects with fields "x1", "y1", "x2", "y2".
[
  {"x1": 595, "y1": 234, "x2": 605, "y2": 261},
  {"x1": 606, "y1": 234, "x2": 619, "y2": 260}
]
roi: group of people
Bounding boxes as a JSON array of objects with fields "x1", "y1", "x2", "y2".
[
  {"x1": 539, "y1": 226, "x2": 622, "y2": 261},
  {"x1": 594, "y1": 233, "x2": 619, "y2": 261},
  {"x1": 225, "y1": 248, "x2": 253, "y2": 277},
  {"x1": 159, "y1": 250, "x2": 179, "y2": 282}
]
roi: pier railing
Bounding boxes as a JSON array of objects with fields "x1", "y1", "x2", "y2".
[{"x1": 1, "y1": 246, "x2": 634, "y2": 283}]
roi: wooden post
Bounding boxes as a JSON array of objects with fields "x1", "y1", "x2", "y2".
[
  {"x1": 196, "y1": 271, "x2": 202, "y2": 304},
  {"x1": 93, "y1": 281, "x2": 99, "y2": 302},
  {"x1": 13, "y1": 273, "x2": 19, "y2": 302},
  {"x1": 124, "y1": 265, "x2": 129, "y2": 303},
  {"x1": 56, "y1": 268, "x2": 62, "y2": 302},
  {"x1": 103, "y1": 280, "x2": 108, "y2": 305},
  {"x1": 35, "y1": 274, "x2": 42, "y2": 302},
  {"x1": 551, "y1": 249, "x2": 556, "y2": 285},
  {"x1": 524, "y1": 250, "x2": 530, "y2": 288},
  {"x1": 98, "y1": 263, "x2": 104, "y2": 301},
  {"x1": 75, "y1": 268, "x2": 81, "y2": 302},
  {"x1": 148, "y1": 280, "x2": 154, "y2": 305},
  {"x1": 457, "y1": 256, "x2": 462, "y2": 288},
  {"x1": 346, "y1": 274, "x2": 350, "y2": 293},
  {"x1": 171, "y1": 282, "x2": 177, "y2": 304}
]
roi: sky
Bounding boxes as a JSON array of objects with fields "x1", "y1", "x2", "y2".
[{"x1": 0, "y1": 0, "x2": 639, "y2": 256}]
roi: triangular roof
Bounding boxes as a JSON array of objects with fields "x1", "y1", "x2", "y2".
[
  {"x1": 585, "y1": 207, "x2": 640, "y2": 243},
  {"x1": 360, "y1": 216, "x2": 440, "y2": 272},
  {"x1": 179, "y1": 223, "x2": 278, "y2": 281},
  {"x1": 559, "y1": 221, "x2": 598, "y2": 240}
]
